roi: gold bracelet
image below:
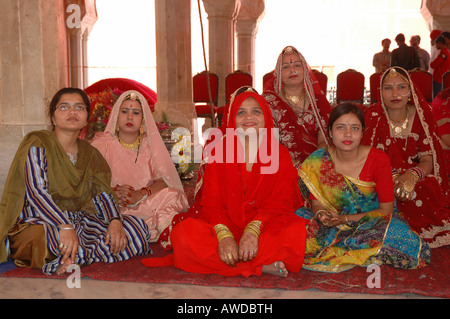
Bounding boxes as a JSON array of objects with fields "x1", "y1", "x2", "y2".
[
  {"x1": 244, "y1": 220, "x2": 262, "y2": 238},
  {"x1": 407, "y1": 170, "x2": 419, "y2": 184},
  {"x1": 214, "y1": 224, "x2": 234, "y2": 242}
]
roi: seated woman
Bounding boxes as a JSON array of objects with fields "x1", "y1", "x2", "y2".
[
  {"x1": 431, "y1": 87, "x2": 450, "y2": 182},
  {"x1": 142, "y1": 90, "x2": 307, "y2": 277},
  {"x1": 0, "y1": 88, "x2": 151, "y2": 275},
  {"x1": 362, "y1": 67, "x2": 450, "y2": 248},
  {"x1": 91, "y1": 90, "x2": 189, "y2": 249},
  {"x1": 296, "y1": 102, "x2": 431, "y2": 272},
  {"x1": 262, "y1": 45, "x2": 331, "y2": 168}
]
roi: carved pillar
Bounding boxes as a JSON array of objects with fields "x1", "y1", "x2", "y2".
[
  {"x1": 202, "y1": 0, "x2": 241, "y2": 107},
  {"x1": 235, "y1": 0, "x2": 265, "y2": 83},
  {"x1": 421, "y1": 0, "x2": 450, "y2": 57},
  {"x1": 66, "y1": 0, "x2": 97, "y2": 88},
  {"x1": 0, "y1": 0, "x2": 69, "y2": 137},
  {"x1": 154, "y1": 0, "x2": 195, "y2": 130}
]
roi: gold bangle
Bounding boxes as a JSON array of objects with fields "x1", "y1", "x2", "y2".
[
  {"x1": 407, "y1": 170, "x2": 419, "y2": 183},
  {"x1": 244, "y1": 220, "x2": 262, "y2": 238},
  {"x1": 214, "y1": 224, "x2": 234, "y2": 242}
]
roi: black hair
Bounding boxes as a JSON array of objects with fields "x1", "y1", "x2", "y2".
[
  {"x1": 49, "y1": 87, "x2": 91, "y2": 130},
  {"x1": 435, "y1": 35, "x2": 446, "y2": 45},
  {"x1": 327, "y1": 102, "x2": 365, "y2": 138}
]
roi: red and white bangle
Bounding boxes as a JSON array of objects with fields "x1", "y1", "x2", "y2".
[
  {"x1": 407, "y1": 167, "x2": 425, "y2": 183},
  {"x1": 141, "y1": 186, "x2": 152, "y2": 197}
]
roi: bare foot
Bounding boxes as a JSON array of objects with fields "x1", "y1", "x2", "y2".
[
  {"x1": 55, "y1": 258, "x2": 71, "y2": 275},
  {"x1": 262, "y1": 261, "x2": 288, "y2": 277}
]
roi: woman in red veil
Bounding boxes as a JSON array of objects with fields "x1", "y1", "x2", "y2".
[{"x1": 142, "y1": 90, "x2": 307, "y2": 277}]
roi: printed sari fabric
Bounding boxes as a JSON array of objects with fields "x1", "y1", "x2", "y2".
[
  {"x1": 262, "y1": 46, "x2": 331, "y2": 164},
  {"x1": 362, "y1": 69, "x2": 450, "y2": 248},
  {"x1": 296, "y1": 147, "x2": 431, "y2": 273}
]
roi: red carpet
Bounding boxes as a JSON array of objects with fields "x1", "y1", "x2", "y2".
[
  {"x1": 1, "y1": 173, "x2": 449, "y2": 298},
  {"x1": 1, "y1": 244, "x2": 449, "y2": 298}
]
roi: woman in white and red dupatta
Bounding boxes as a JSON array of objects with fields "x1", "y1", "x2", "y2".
[
  {"x1": 91, "y1": 90, "x2": 189, "y2": 250},
  {"x1": 262, "y1": 45, "x2": 331, "y2": 168}
]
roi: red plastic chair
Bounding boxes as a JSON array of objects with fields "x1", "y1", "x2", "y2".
[
  {"x1": 443, "y1": 71, "x2": 450, "y2": 90},
  {"x1": 193, "y1": 71, "x2": 219, "y2": 121},
  {"x1": 369, "y1": 72, "x2": 382, "y2": 104},
  {"x1": 311, "y1": 69, "x2": 328, "y2": 93},
  {"x1": 409, "y1": 69, "x2": 433, "y2": 102},
  {"x1": 336, "y1": 69, "x2": 365, "y2": 104},
  {"x1": 225, "y1": 70, "x2": 253, "y2": 103},
  {"x1": 262, "y1": 70, "x2": 275, "y2": 92}
]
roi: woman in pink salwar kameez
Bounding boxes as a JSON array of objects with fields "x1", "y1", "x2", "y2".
[{"x1": 91, "y1": 90, "x2": 189, "y2": 249}]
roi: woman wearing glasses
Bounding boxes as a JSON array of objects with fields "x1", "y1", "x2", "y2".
[{"x1": 0, "y1": 88, "x2": 151, "y2": 275}]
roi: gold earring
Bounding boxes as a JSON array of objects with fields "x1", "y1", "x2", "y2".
[{"x1": 140, "y1": 125, "x2": 144, "y2": 135}]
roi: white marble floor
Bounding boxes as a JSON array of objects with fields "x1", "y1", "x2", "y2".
[{"x1": 0, "y1": 126, "x2": 436, "y2": 299}]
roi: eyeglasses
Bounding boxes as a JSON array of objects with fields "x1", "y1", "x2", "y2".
[{"x1": 55, "y1": 103, "x2": 87, "y2": 112}]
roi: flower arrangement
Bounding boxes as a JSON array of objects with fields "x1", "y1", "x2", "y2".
[
  {"x1": 171, "y1": 128, "x2": 196, "y2": 179},
  {"x1": 84, "y1": 87, "x2": 124, "y2": 140}
]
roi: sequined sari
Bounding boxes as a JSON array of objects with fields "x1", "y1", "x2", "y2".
[
  {"x1": 363, "y1": 67, "x2": 450, "y2": 248},
  {"x1": 262, "y1": 46, "x2": 331, "y2": 165},
  {"x1": 295, "y1": 147, "x2": 430, "y2": 272}
]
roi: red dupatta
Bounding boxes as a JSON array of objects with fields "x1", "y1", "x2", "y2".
[{"x1": 197, "y1": 92, "x2": 303, "y2": 236}]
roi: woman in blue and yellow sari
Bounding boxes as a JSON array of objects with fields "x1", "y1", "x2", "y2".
[{"x1": 295, "y1": 102, "x2": 431, "y2": 272}]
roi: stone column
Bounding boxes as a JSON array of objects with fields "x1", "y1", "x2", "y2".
[
  {"x1": 154, "y1": 0, "x2": 195, "y2": 130},
  {"x1": 202, "y1": 0, "x2": 241, "y2": 107},
  {"x1": 235, "y1": 0, "x2": 265, "y2": 83},
  {"x1": 66, "y1": 0, "x2": 97, "y2": 89},
  {"x1": 0, "y1": 0, "x2": 69, "y2": 137},
  {"x1": 421, "y1": 0, "x2": 450, "y2": 57}
]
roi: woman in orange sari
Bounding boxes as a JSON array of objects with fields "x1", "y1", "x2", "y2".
[
  {"x1": 362, "y1": 66, "x2": 450, "y2": 248},
  {"x1": 143, "y1": 90, "x2": 307, "y2": 277},
  {"x1": 263, "y1": 45, "x2": 331, "y2": 168}
]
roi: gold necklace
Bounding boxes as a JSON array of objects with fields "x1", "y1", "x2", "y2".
[
  {"x1": 118, "y1": 135, "x2": 140, "y2": 151},
  {"x1": 388, "y1": 106, "x2": 409, "y2": 135},
  {"x1": 285, "y1": 93, "x2": 305, "y2": 104}
]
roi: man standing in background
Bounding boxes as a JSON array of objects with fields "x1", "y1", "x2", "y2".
[
  {"x1": 373, "y1": 38, "x2": 391, "y2": 73},
  {"x1": 410, "y1": 35, "x2": 430, "y2": 71}
]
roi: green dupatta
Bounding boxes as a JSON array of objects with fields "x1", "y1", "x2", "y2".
[{"x1": 0, "y1": 130, "x2": 114, "y2": 262}]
